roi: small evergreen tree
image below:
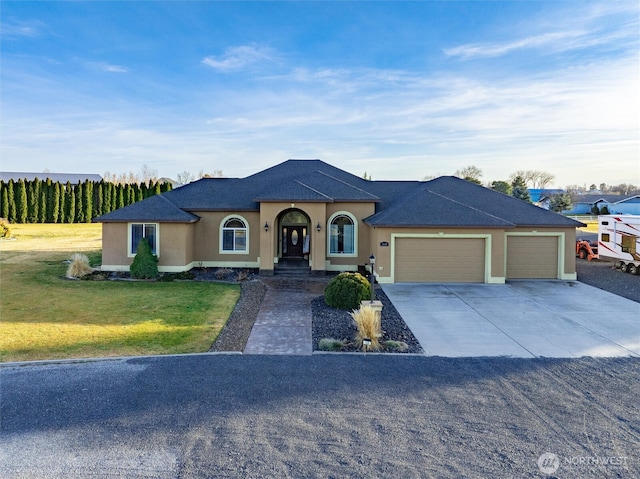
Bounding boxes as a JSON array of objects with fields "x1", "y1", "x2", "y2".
[
  {"x1": 129, "y1": 238, "x2": 158, "y2": 279},
  {"x1": 27, "y1": 178, "x2": 39, "y2": 223},
  {"x1": 549, "y1": 193, "x2": 572, "y2": 213},
  {"x1": 38, "y1": 179, "x2": 47, "y2": 222},
  {"x1": 7, "y1": 180, "x2": 16, "y2": 223},
  {"x1": 511, "y1": 175, "x2": 532, "y2": 203},
  {"x1": 110, "y1": 182, "x2": 117, "y2": 212},
  {"x1": 51, "y1": 182, "x2": 61, "y2": 223},
  {"x1": 66, "y1": 183, "x2": 75, "y2": 223},
  {"x1": 116, "y1": 184, "x2": 125, "y2": 210},
  {"x1": 75, "y1": 182, "x2": 85, "y2": 223},
  {"x1": 16, "y1": 179, "x2": 28, "y2": 223},
  {"x1": 93, "y1": 181, "x2": 103, "y2": 218},
  {"x1": 1, "y1": 182, "x2": 8, "y2": 220},
  {"x1": 83, "y1": 180, "x2": 93, "y2": 222}
]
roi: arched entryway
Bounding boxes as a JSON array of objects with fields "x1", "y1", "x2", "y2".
[{"x1": 279, "y1": 208, "x2": 311, "y2": 260}]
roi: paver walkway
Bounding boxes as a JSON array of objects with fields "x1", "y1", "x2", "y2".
[{"x1": 244, "y1": 277, "x2": 329, "y2": 355}]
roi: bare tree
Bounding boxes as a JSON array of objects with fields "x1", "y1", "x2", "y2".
[
  {"x1": 176, "y1": 171, "x2": 196, "y2": 184},
  {"x1": 454, "y1": 165, "x2": 482, "y2": 184},
  {"x1": 199, "y1": 169, "x2": 225, "y2": 178},
  {"x1": 531, "y1": 171, "x2": 555, "y2": 189},
  {"x1": 509, "y1": 170, "x2": 555, "y2": 189},
  {"x1": 140, "y1": 164, "x2": 158, "y2": 183}
]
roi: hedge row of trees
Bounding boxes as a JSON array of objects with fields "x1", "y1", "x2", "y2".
[{"x1": 0, "y1": 178, "x2": 172, "y2": 224}]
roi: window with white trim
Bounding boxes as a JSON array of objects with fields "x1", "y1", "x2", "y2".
[
  {"x1": 329, "y1": 213, "x2": 356, "y2": 255},
  {"x1": 130, "y1": 223, "x2": 157, "y2": 256},
  {"x1": 221, "y1": 217, "x2": 248, "y2": 253}
]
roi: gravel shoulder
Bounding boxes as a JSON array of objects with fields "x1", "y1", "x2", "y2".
[
  {"x1": 576, "y1": 258, "x2": 640, "y2": 303},
  {"x1": 2, "y1": 355, "x2": 638, "y2": 478}
]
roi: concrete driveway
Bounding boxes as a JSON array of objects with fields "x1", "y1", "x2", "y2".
[{"x1": 382, "y1": 281, "x2": 640, "y2": 358}]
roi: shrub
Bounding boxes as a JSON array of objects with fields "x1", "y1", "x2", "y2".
[
  {"x1": 0, "y1": 218, "x2": 11, "y2": 239},
  {"x1": 318, "y1": 338, "x2": 346, "y2": 351},
  {"x1": 129, "y1": 238, "x2": 158, "y2": 279},
  {"x1": 324, "y1": 272, "x2": 371, "y2": 310},
  {"x1": 600, "y1": 205, "x2": 610, "y2": 215},
  {"x1": 215, "y1": 268, "x2": 233, "y2": 280},
  {"x1": 350, "y1": 304, "x2": 382, "y2": 351},
  {"x1": 66, "y1": 253, "x2": 94, "y2": 278},
  {"x1": 383, "y1": 340, "x2": 409, "y2": 352}
]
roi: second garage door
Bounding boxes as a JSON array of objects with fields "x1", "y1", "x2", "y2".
[
  {"x1": 395, "y1": 237, "x2": 486, "y2": 283},
  {"x1": 506, "y1": 235, "x2": 559, "y2": 279}
]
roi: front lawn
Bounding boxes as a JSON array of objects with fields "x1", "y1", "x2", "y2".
[{"x1": 0, "y1": 224, "x2": 240, "y2": 362}]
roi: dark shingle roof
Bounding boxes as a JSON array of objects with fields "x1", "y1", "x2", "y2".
[
  {"x1": 574, "y1": 194, "x2": 638, "y2": 204},
  {"x1": 95, "y1": 194, "x2": 200, "y2": 223},
  {"x1": 95, "y1": 160, "x2": 584, "y2": 228},
  {"x1": 365, "y1": 176, "x2": 584, "y2": 228}
]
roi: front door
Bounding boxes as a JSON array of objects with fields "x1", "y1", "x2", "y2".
[{"x1": 283, "y1": 226, "x2": 306, "y2": 258}]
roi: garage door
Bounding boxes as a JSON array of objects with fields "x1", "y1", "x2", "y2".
[
  {"x1": 506, "y1": 236, "x2": 559, "y2": 279},
  {"x1": 395, "y1": 237, "x2": 485, "y2": 283}
]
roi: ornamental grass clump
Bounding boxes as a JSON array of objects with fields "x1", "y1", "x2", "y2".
[
  {"x1": 130, "y1": 238, "x2": 158, "y2": 279},
  {"x1": 324, "y1": 272, "x2": 371, "y2": 310},
  {"x1": 318, "y1": 338, "x2": 347, "y2": 352},
  {"x1": 350, "y1": 304, "x2": 382, "y2": 351},
  {"x1": 66, "y1": 253, "x2": 94, "y2": 279},
  {"x1": 0, "y1": 219, "x2": 11, "y2": 239}
]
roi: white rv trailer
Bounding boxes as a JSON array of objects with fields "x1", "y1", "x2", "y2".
[{"x1": 598, "y1": 215, "x2": 640, "y2": 274}]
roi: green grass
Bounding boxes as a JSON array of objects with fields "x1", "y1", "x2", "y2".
[{"x1": 0, "y1": 224, "x2": 240, "y2": 362}]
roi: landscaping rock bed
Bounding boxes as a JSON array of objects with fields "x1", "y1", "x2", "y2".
[
  {"x1": 209, "y1": 280, "x2": 267, "y2": 352},
  {"x1": 311, "y1": 287, "x2": 424, "y2": 353}
]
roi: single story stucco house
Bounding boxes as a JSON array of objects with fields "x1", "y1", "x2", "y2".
[
  {"x1": 95, "y1": 159, "x2": 583, "y2": 283},
  {"x1": 562, "y1": 194, "x2": 640, "y2": 216}
]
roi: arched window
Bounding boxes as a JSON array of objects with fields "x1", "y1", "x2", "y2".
[
  {"x1": 221, "y1": 216, "x2": 248, "y2": 253},
  {"x1": 329, "y1": 213, "x2": 356, "y2": 255}
]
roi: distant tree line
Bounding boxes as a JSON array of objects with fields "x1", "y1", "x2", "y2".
[{"x1": 0, "y1": 178, "x2": 172, "y2": 224}]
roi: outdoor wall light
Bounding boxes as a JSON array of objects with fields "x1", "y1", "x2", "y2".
[
  {"x1": 264, "y1": 222, "x2": 269, "y2": 232},
  {"x1": 369, "y1": 254, "x2": 376, "y2": 302},
  {"x1": 316, "y1": 222, "x2": 322, "y2": 232}
]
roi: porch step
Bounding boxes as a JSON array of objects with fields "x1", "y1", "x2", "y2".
[{"x1": 274, "y1": 259, "x2": 312, "y2": 276}]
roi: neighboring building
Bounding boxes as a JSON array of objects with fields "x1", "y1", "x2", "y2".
[
  {"x1": 529, "y1": 188, "x2": 564, "y2": 206},
  {"x1": 563, "y1": 194, "x2": 640, "y2": 215},
  {"x1": 0, "y1": 172, "x2": 103, "y2": 183},
  {"x1": 157, "y1": 177, "x2": 182, "y2": 188},
  {"x1": 95, "y1": 159, "x2": 583, "y2": 283}
]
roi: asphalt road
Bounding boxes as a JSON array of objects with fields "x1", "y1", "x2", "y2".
[{"x1": 1, "y1": 355, "x2": 639, "y2": 478}]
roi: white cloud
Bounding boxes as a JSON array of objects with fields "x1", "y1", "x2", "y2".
[
  {"x1": 444, "y1": 31, "x2": 585, "y2": 59},
  {"x1": 87, "y1": 61, "x2": 128, "y2": 73},
  {"x1": 1, "y1": 19, "x2": 46, "y2": 38},
  {"x1": 201, "y1": 44, "x2": 275, "y2": 72},
  {"x1": 444, "y1": 2, "x2": 639, "y2": 60}
]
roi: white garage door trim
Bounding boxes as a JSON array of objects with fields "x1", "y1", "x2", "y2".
[
  {"x1": 390, "y1": 233, "x2": 503, "y2": 284},
  {"x1": 504, "y1": 232, "x2": 572, "y2": 280}
]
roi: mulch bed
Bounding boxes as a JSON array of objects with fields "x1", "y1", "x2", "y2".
[{"x1": 311, "y1": 287, "x2": 423, "y2": 353}]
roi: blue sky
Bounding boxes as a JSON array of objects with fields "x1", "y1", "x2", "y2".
[{"x1": 1, "y1": 1, "x2": 638, "y2": 187}]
